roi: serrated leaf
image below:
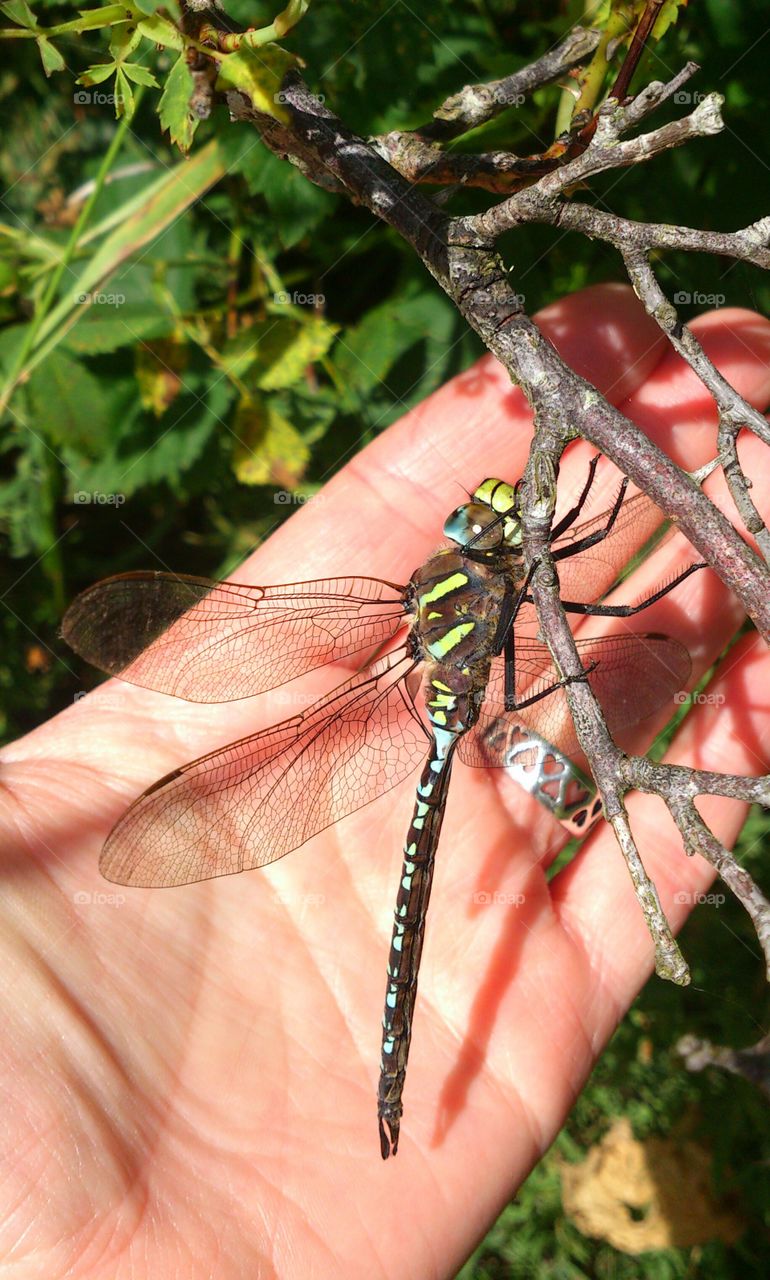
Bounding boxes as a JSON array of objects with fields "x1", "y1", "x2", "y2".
[
  {"x1": 652, "y1": 0, "x2": 688, "y2": 41},
  {"x1": 114, "y1": 65, "x2": 134, "y2": 118},
  {"x1": 159, "y1": 54, "x2": 199, "y2": 153},
  {"x1": 109, "y1": 20, "x2": 142, "y2": 60},
  {"x1": 215, "y1": 43, "x2": 298, "y2": 124},
  {"x1": 36, "y1": 34, "x2": 65, "y2": 76},
  {"x1": 221, "y1": 316, "x2": 337, "y2": 389},
  {"x1": 77, "y1": 62, "x2": 117, "y2": 87},
  {"x1": 26, "y1": 350, "x2": 110, "y2": 451},
  {"x1": 0, "y1": 0, "x2": 36, "y2": 28},
  {"x1": 233, "y1": 146, "x2": 334, "y2": 248},
  {"x1": 137, "y1": 13, "x2": 183, "y2": 49},
  {"x1": 232, "y1": 398, "x2": 309, "y2": 487},
  {"x1": 63, "y1": 304, "x2": 174, "y2": 355},
  {"x1": 135, "y1": 338, "x2": 189, "y2": 417},
  {"x1": 121, "y1": 62, "x2": 159, "y2": 88}
]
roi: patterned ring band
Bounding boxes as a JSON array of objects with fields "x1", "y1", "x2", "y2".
[{"x1": 484, "y1": 719, "x2": 604, "y2": 840}]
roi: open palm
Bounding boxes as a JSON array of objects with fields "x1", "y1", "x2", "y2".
[{"x1": 3, "y1": 285, "x2": 770, "y2": 1279}]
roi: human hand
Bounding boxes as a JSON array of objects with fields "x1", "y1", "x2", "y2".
[{"x1": 2, "y1": 284, "x2": 770, "y2": 1277}]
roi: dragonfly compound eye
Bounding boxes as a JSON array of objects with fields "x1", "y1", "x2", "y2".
[{"x1": 443, "y1": 502, "x2": 505, "y2": 550}]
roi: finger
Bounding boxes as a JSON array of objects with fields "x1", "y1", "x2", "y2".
[{"x1": 551, "y1": 632, "x2": 770, "y2": 1032}]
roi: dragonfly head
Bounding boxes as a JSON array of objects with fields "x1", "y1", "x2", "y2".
[{"x1": 443, "y1": 478, "x2": 522, "y2": 552}]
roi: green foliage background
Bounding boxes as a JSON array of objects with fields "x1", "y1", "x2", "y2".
[{"x1": 1, "y1": 2, "x2": 769, "y2": 1275}]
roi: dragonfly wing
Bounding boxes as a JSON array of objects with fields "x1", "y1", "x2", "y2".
[
  {"x1": 100, "y1": 654, "x2": 427, "y2": 887},
  {"x1": 552, "y1": 490, "x2": 667, "y2": 604},
  {"x1": 62, "y1": 571, "x2": 407, "y2": 702},
  {"x1": 458, "y1": 633, "x2": 691, "y2": 766}
]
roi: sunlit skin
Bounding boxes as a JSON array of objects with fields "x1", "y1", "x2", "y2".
[{"x1": 2, "y1": 284, "x2": 770, "y2": 1278}]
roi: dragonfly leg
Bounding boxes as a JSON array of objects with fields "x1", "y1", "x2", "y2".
[
  {"x1": 550, "y1": 453, "x2": 601, "y2": 540},
  {"x1": 505, "y1": 659, "x2": 600, "y2": 714},
  {"x1": 561, "y1": 561, "x2": 707, "y2": 616},
  {"x1": 552, "y1": 475, "x2": 630, "y2": 561}
]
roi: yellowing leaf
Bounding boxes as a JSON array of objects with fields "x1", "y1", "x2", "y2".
[
  {"x1": 135, "y1": 338, "x2": 189, "y2": 416},
  {"x1": 232, "y1": 398, "x2": 309, "y2": 487},
  {"x1": 137, "y1": 14, "x2": 184, "y2": 50},
  {"x1": 222, "y1": 316, "x2": 337, "y2": 389},
  {"x1": 215, "y1": 43, "x2": 299, "y2": 123},
  {"x1": 159, "y1": 54, "x2": 199, "y2": 153}
]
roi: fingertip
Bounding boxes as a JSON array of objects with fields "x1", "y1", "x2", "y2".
[{"x1": 621, "y1": 306, "x2": 770, "y2": 466}]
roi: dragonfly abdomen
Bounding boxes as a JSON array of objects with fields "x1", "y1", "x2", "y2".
[{"x1": 377, "y1": 670, "x2": 481, "y2": 1159}]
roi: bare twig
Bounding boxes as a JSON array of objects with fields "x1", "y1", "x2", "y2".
[{"x1": 219, "y1": 42, "x2": 770, "y2": 979}]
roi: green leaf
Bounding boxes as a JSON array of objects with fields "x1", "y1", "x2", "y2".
[
  {"x1": 159, "y1": 54, "x2": 199, "y2": 153},
  {"x1": 233, "y1": 146, "x2": 335, "y2": 248},
  {"x1": 132, "y1": 0, "x2": 163, "y2": 14},
  {"x1": 114, "y1": 66, "x2": 134, "y2": 118},
  {"x1": 136, "y1": 13, "x2": 183, "y2": 50},
  {"x1": 221, "y1": 315, "x2": 338, "y2": 389},
  {"x1": 0, "y1": 0, "x2": 36, "y2": 28},
  {"x1": 77, "y1": 62, "x2": 117, "y2": 86},
  {"x1": 109, "y1": 19, "x2": 142, "y2": 60},
  {"x1": 36, "y1": 35, "x2": 65, "y2": 76},
  {"x1": 232, "y1": 398, "x2": 310, "y2": 487},
  {"x1": 63, "y1": 304, "x2": 174, "y2": 355},
  {"x1": 121, "y1": 62, "x2": 159, "y2": 88},
  {"x1": 34, "y1": 139, "x2": 227, "y2": 356},
  {"x1": 26, "y1": 350, "x2": 110, "y2": 451},
  {"x1": 215, "y1": 43, "x2": 298, "y2": 123}
]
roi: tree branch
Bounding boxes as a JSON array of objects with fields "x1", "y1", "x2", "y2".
[{"x1": 221, "y1": 48, "x2": 770, "y2": 979}]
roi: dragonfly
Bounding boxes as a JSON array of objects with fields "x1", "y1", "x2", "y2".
[{"x1": 62, "y1": 457, "x2": 703, "y2": 1159}]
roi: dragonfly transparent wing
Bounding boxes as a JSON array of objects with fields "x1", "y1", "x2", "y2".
[
  {"x1": 62, "y1": 571, "x2": 407, "y2": 702},
  {"x1": 458, "y1": 633, "x2": 691, "y2": 766},
  {"x1": 100, "y1": 654, "x2": 427, "y2": 887},
  {"x1": 551, "y1": 489, "x2": 668, "y2": 605}
]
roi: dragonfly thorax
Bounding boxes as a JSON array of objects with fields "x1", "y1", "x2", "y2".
[{"x1": 443, "y1": 478, "x2": 522, "y2": 553}]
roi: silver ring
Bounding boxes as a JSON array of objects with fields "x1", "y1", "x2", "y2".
[{"x1": 483, "y1": 718, "x2": 603, "y2": 839}]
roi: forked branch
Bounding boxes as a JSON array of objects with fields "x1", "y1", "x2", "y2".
[{"x1": 219, "y1": 25, "x2": 770, "y2": 978}]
